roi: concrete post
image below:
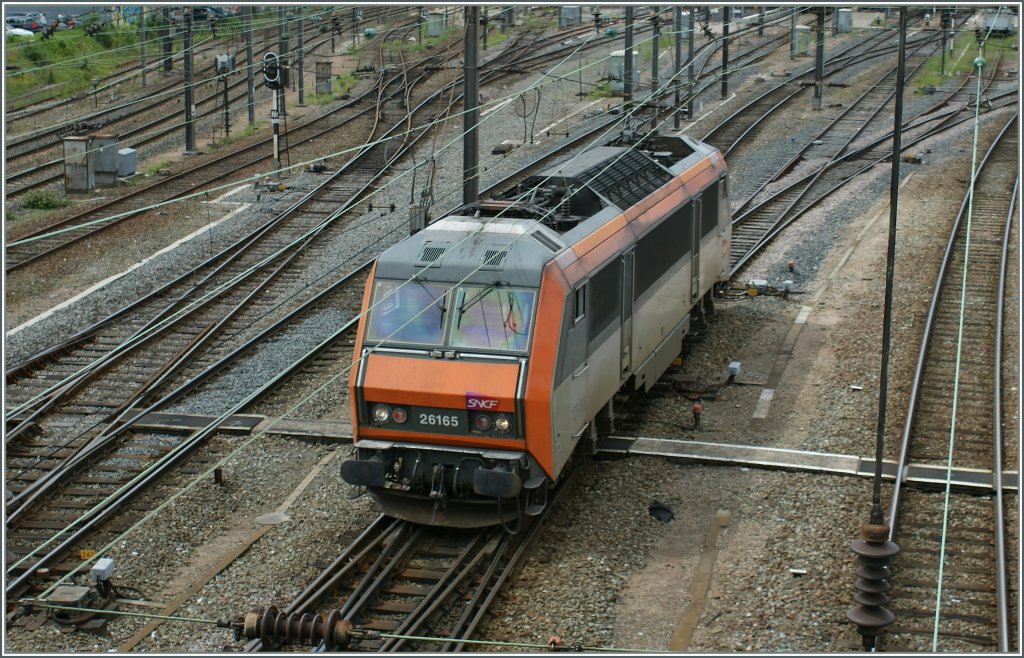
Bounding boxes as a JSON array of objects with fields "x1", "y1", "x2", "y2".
[
  {"x1": 814, "y1": 8, "x2": 825, "y2": 111},
  {"x1": 624, "y1": 7, "x2": 634, "y2": 104},
  {"x1": 721, "y1": 17, "x2": 729, "y2": 99},
  {"x1": 161, "y1": 7, "x2": 172, "y2": 73},
  {"x1": 651, "y1": 7, "x2": 660, "y2": 105},
  {"x1": 674, "y1": 7, "x2": 682, "y2": 129},
  {"x1": 790, "y1": 8, "x2": 797, "y2": 60},
  {"x1": 688, "y1": 7, "x2": 695, "y2": 120},
  {"x1": 140, "y1": 6, "x2": 146, "y2": 87},
  {"x1": 463, "y1": 6, "x2": 479, "y2": 204},
  {"x1": 297, "y1": 8, "x2": 305, "y2": 106},
  {"x1": 244, "y1": 6, "x2": 255, "y2": 128},
  {"x1": 183, "y1": 8, "x2": 195, "y2": 153}
]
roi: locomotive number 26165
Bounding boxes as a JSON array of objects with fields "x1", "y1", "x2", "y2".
[{"x1": 419, "y1": 413, "x2": 459, "y2": 427}]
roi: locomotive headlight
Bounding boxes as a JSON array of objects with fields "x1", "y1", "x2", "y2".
[
  {"x1": 474, "y1": 414, "x2": 492, "y2": 431},
  {"x1": 391, "y1": 407, "x2": 408, "y2": 424},
  {"x1": 494, "y1": 415, "x2": 511, "y2": 433},
  {"x1": 372, "y1": 404, "x2": 392, "y2": 423}
]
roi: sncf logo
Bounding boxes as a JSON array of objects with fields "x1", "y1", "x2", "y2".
[{"x1": 466, "y1": 392, "x2": 500, "y2": 410}]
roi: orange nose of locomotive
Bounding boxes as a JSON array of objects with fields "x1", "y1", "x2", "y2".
[{"x1": 352, "y1": 352, "x2": 524, "y2": 446}]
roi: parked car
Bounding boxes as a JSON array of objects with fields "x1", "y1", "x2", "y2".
[
  {"x1": 5, "y1": 22, "x2": 34, "y2": 38},
  {"x1": 55, "y1": 14, "x2": 76, "y2": 30},
  {"x1": 17, "y1": 11, "x2": 48, "y2": 32}
]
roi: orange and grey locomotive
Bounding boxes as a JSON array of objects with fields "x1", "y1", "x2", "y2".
[{"x1": 341, "y1": 131, "x2": 731, "y2": 527}]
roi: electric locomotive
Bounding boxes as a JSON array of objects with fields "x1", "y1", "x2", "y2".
[{"x1": 341, "y1": 131, "x2": 730, "y2": 527}]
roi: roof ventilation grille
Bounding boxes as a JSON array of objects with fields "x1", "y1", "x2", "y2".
[
  {"x1": 417, "y1": 242, "x2": 448, "y2": 266},
  {"x1": 481, "y1": 249, "x2": 508, "y2": 270}
]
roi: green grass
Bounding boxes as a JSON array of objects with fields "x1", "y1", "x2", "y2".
[
  {"x1": 307, "y1": 92, "x2": 335, "y2": 106},
  {"x1": 143, "y1": 159, "x2": 174, "y2": 176},
  {"x1": 5, "y1": 24, "x2": 142, "y2": 103},
  {"x1": 484, "y1": 28, "x2": 511, "y2": 49},
  {"x1": 523, "y1": 12, "x2": 557, "y2": 32},
  {"x1": 208, "y1": 121, "x2": 264, "y2": 148},
  {"x1": 5, "y1": 10, "x2": 276, "y2": 106},
  {"x1": 333, "y1": 73, "x2": 356, "y2": 95},
  {"x1": 913, "y1": 31, "x2": 985, "y2": 90},
  {"x1": 414, "y1": 28, "x2": 456, "y2": 52},
  {"x1": 588, "y1": 81, "x2": 613, "y2": 99}
]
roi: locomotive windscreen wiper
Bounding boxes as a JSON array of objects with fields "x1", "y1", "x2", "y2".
[
  {"x1": 412, "y1": 278, "x2": 447, "y2": 327},
  {"x1": 456, "y1": 281, "x2": 506, "y2": 329}
]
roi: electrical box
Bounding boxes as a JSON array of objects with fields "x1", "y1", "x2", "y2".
[
  {"x1": 91, "y1": 557, "x2": 115, "y2": 581},
  {"x1": 794, "y1": 25, "x2": 812, "y2": 55},
  {"x1": 315, "y1": 61, "x2": 332, "y2": 94},
  {"x1": 117, "y1": 148, "x2": 137, "y2": 177},
  {"x1": 91, "y1": 133, "x2": 119, "y2": 187},
  {"x1": 836, "y1": 9, "x2": 852, "y2": 33},
  {"x1": 215, "y1": 54, "x2": 234, "y2": 75},
  {"x1": 409, "y1": 205, "x2": 428, "y2": 235},
  {"x1": 607, "y1": 50, "x2": 640, "y2": 96},
  {"x1": 559, "y1": 6, "x2": 582, "y2": 28},
  {"x1": 426, "y1": 12, "x2": 446, "y2": 38},
  {"x1": 63, "y1": 136, "x2": 93, "y2": 192}
]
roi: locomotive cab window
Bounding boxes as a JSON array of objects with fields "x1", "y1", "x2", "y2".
[
  {"x1": 365, "y1": 279, "x2": 448, "y2": 346},
  {"x1": 573, "y1": 285, "x2": 587, "y2": 324},
  {"x1": 450, "y1": 284, "x2": 536, "y2": 352}
]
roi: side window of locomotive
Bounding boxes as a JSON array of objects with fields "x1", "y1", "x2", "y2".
[
  {"x1": 701, "y1": 180, "x2": 719, "y2": 237},
  {"x1": 678, "y1": 204, "x2": 693, "y2": 256},
  {"x1": 588, "y1": 262, "x2": 620, "y2": 346},
  {"x1": 573, "y1": 285, "x2": 586, "y2": 323},
  {"x1": 365, "y1": 279, "x2": 448, "y2": 346},
  {"x1": 450, "y1": 285, "x2": 536, "y2": 352},
  {"x1": 635, "y1": 205, "x2": 688, "y2": 296}
]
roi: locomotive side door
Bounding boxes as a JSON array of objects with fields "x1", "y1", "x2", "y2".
[
  {"x1": 691, "y1": 196, "x2": 702, "y2": 303},
  {"x1": 620, "y1": 250, "x2": 634, "y2": 378}
]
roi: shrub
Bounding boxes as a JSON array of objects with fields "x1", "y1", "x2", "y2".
[{"x1": 22, "y1": 191, "x2": 70, "y2": 210}]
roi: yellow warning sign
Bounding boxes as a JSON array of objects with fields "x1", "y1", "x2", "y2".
[{"x1": 79, "y1": 549, "x2": 96, "y2": 560}]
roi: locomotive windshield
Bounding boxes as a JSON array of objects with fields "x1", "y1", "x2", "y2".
[
  {"x1": 365, "y1": 280, "x2": 448, "y2": 346},
  {"x1": 364, "y1": 279, "x2": 536, "y2": 352},
  {"x1": 451, "y1": 285, "x2": 536, "y2": 352}
]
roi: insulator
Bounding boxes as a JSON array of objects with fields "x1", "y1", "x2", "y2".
[
  {"x1": 241, "y1": 605, "x2": 353, "y2": 651},
  {"x1": 846, "y1": 522, "x2": 899, "y2": 651}
]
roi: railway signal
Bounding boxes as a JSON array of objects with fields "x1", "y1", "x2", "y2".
[
  {"x1": 263, "y1": 52, "x2": 284, "y2": 171},
  {"x1": 215, "y1": 54, "x2": 233, "y2": 140}
]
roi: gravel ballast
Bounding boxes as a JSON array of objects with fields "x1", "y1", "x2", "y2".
[{"x1": 4, "y1": 13, "x2": 1017, "y2": 654}]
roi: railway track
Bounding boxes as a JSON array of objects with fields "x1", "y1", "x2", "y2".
[
  {"x1": 4, "y1": 7, "x2": 415, "y2": 198},
  {"x1": 4, "y1": 261, "x2": 370, "y2": 600},
  {"x1": 3, "y1": 7, "x2": 403, "y2": 139},
  {"x1": 4, "y1": 24, "x2": 453, "y2": 592},
  {"x1": 234, "y1": 470, "x2": 576, "y2": 652},
  {"x1": 6, "y1": 12, "x2": 1013, "y2": 651},
  {"x1": 4, "y1": 24, "x2": 611, "y2": 602},
  {"x1": 726, "y1": 34, "x2": 942, "y2": 276},
  {"x1": 2, "y1": 19, "x2": 647, "y2": 274},
  {"x1": 883, "y1": 115, "x2": 1018, "y2": 652},
  {"x1": 3, "y1": 30, "x2": 458, "y2": 272}
]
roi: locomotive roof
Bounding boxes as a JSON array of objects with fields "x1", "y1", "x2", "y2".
[
  {"x1": 373, "y1": 134, "x2": 723, "y2": 288},
  {"x1": 373, "y1": 215, "x2": 566, "y2": 288}
]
